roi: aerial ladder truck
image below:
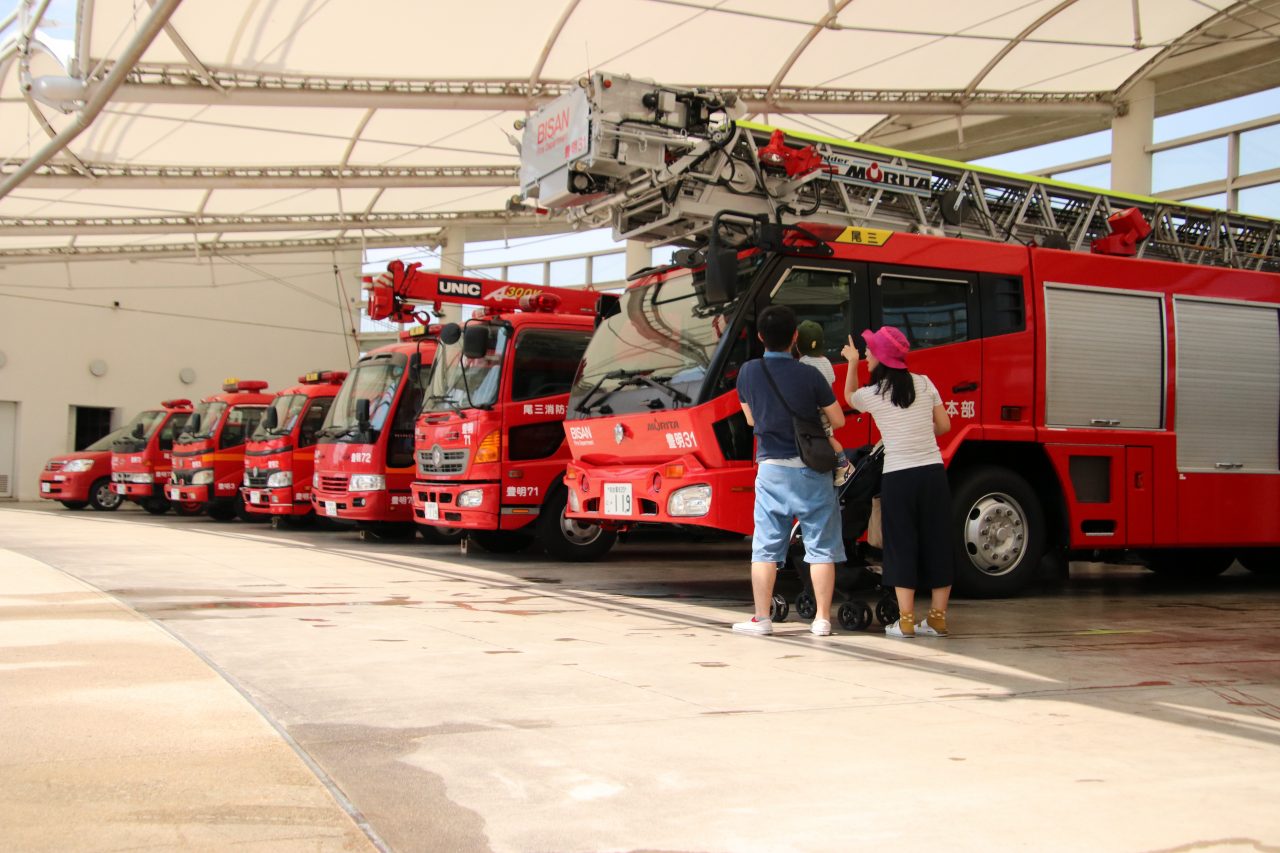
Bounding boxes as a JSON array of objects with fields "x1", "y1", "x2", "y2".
[{"x1": 516, "y1": 72, "x2": 1280, "y2": 595}]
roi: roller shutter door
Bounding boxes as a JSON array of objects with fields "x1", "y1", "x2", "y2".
[
  {"x1": 1175, "y1": 298, "x2": 1280, "y2": 473},
  {"x1": 1045, "y1": 285, "x2": 1164, "y2": 430}
]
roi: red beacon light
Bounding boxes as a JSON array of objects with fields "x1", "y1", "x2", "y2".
[
  {"x1": 1091, "y1": 207, "x2": 1152, "y2": 257},
  {"x1": 161, "y1": 398, "x2": 192, "y2": 409},
  {"x1": 300, "y1": 370, "x2": 348, "y2": 385},
  {"x1": 222, "y1": 378, "x2": 269, "y2": 393},
  {"x1": 520, "y1": 292, "x2": 562, "y2": 313}
]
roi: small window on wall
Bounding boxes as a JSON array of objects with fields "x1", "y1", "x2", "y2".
[
  {"x1": 769, "y1": 267, "x2": 855, "y2": 362},
  {"x1": 878, "y1": 273, "x2": 969, "y2": 349}
]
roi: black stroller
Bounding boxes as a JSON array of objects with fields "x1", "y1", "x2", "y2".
[{"x1": 770, "y1": 444, "x2": 900, "y2": 631}]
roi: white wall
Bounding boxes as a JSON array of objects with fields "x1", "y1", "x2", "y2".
[{"x1": 0, "y1": 249, "x2": 364, "y2": 500}]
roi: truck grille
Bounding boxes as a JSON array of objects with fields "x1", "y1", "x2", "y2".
[
  {"x1": 244, "y1": 470, "x2": 271, "y2": 487},
  {"x1": 170, "y1": 469, "x2": 194, "y2": 485},
  {"x1": 45, "y1": 460, "x2": 65, "y2": 472},
  {"x1": 320, "y1": 474, "x2": 348, "y2": 493},
  {"x1": 417, "y1": 447, "x2": 468, "y2": 476}
]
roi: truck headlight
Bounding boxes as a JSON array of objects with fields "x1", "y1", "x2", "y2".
[
  {"x1": 313, "y1": 473, "x2": 320, "y2": 488},
  {"x1": 63, "y1": 459, "x2": 94, "y2": 472},
  {"x1": 243, "y1": 472, "x2": 252, "y2": 487},
  {"x1": 457, "y1": 488, "x2": 484, "y2": 508},
  {"x1": 266, "y1": 471, "x2": 292, "y2": 488},
  {"x1": 191, "y1": 469, "x2": 214, "y2": 485},
  {"x1": 668, "y1": 484, "x2": 711, "y2": 517},
  {"x1": 349, "y1": 474, "x2": 385, "y2": 492}
]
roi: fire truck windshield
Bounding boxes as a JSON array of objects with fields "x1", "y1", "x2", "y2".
[
  {"x1": 255, "y1": 394, "x2": 307, "y2": 439},
  {"x1": 422, "y1": 325, "x2": 508, "y2": 412},
  {"x1": 568, "y1": 257, "x2": 761, "y2": 417},
  {"x1": 183, "y1": 401, "x2": 227, "y2": 440},
  {"x1": 322, "y1": 358, "x2": 406, "y2": 442},
  {"x1": 118, "y1": 409, "x2": 168, "y2": 441},
  {"x1": 86, "y1": 425, "x2": 132, "y2": 452}
]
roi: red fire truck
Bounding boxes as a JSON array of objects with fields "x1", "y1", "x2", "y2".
[
  {"x1": 241, "y1": 371, "x2": 346, "y2": 524},
  {"x1": 311, "y1": 328, "x2": 444, "y2": 540},
  {"x1": 109, "y1": 399, "x2": 200, "y2": 515},
  {"x1": 166, "y1": 380, "x2": 272, "y2": 521},
  {"x1": 364, "y1": 262, "x2": 613, "y2": 559},
  {"x1": 519, "y1": 74, "x2": 1280, "y2": 594}
]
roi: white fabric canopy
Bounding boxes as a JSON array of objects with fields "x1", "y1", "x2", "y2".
[{"x1": 1, "y1": 0, "x2": 1277, "y2": 260}]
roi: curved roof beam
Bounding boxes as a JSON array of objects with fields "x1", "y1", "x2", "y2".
[
  {"x1": 1116, "y1": 0, "x2": 1280, "y2": 99},
  {"x1": 963, "y1": 0, "x2": 1083, "y2": 97},
  {"x1": 528, "y1": 0, "x2": 581, "y2": 98},
  {"x1": 762, "y1": 0, "x2": 854, "y2": 108}
]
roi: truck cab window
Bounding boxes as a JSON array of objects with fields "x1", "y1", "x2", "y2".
[
  {"x1": 511, "y1": 329, "x2": 592, "y2": 401},
  {"x1": 159, "y1": 414, "x2": 189, "y2": 451},
  {"x1": 768, "y1": 266, "x2": 857, "y2": 362},
  {"x1": 298, "y1": 398, "x2": 333, "y2": 448},
  {"x1": 388, "y1": 381, "x2": 422, "y2": 469},
  {"x1": 221, "y1": 406, "x2": 265, "y2": 450},
  {"x1": 878, "y1": 273, "x2": 971, "y2": 349}
]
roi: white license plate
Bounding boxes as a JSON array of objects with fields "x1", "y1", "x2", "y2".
[
  {"x1": 167, "y1": 487, "x2": 180, "y2": 500},
  {"x1": 111, "y1": 484, "x2": 123, "y2": 494},
  {"x1": 424, "y1": 501, "x2": 439, "y2": 521},
  {"x1": 41, "y1": 482, "x2": 51, "y2": 493},
  {"x1": 250, "y1": 490, "x2": 262, "y2": 504},
  {"x1": 324, "y1": 501, "x2": 338, "y2": 517},
  {"x1": 603, "y1": 483, "x2": 633, "y2": 516}
]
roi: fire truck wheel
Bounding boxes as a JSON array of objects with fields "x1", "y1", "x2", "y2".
[
  {"x1": 1143, "y1": 549, "x2": 1236, "y2": 579},
  {"x1": 88, "y1": 478, "x2": 122, "y2": 512},
  {"x1": 537, "y1": 486, "x2": 617, "y2": 562},
  {"x1": 59, "y1": 501, "x2": 88, "y2": 510},
  {"x1": 173, "y1": 501, "x2": 204, "y2": 517},
  {"x1": 472, "y1": 530, "x2": 534, "y2": 554},
  {"x1": 141, "y1": 497, "x2": 170, "y2": 515},
  {"x1": 1237, "y1": 548, "x2": 1280, "y2": 574},
  {"x1": 419, "y1": 525, "x2": 466, "y2": 545},
  {"x1": 207, "y1": 500, "x2": 237, "y2": 522},
  {"x1": 951, "y1": 466, "x2": 1044, "y2": 598}
]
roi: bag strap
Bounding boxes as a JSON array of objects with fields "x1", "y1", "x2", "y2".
[{"x1": 759, "y1": 359, "x2": 804, "y2": 420}]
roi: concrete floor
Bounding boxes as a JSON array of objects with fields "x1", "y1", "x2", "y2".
[{"x1": 2, "y1": 502, "x2": 1278, "y2": 853}]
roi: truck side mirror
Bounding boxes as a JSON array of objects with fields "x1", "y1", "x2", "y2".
[
  {"x1": 355, "y1": 398, "x2": 371, "y2": 431},
  {"x1": 439, "y1": 323, "x2": 462, "y2": 345},
  {"x1": 132, "y1": 422, "x2": 146, "y2": 439},
  {"x1": 409, "y1": 351, "x2": 421, "y2": 372},
  {"x1": 704, "y1": 246, "x2": 739, "y2": 303},
  {"x1": 185, "y1": 413, "x2": 201, "y2": 435},
  {"x1": 462, "y1": 324, "x2": 491, "y2": 360},
  {"x1": 262, "y1": 407, "x2": 279, "y2": 432}
]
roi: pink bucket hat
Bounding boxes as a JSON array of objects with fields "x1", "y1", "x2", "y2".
[{"x1": 860, "y1": 327, "x2": 910, "y2": 369}]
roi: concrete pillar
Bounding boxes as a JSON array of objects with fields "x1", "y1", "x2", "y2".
[
  {"x1": 1112, "y1": 80, "x2": 1155, "y2": 196},
  {"x1": 625, "y1": 240, "x2": 651, "y2": 278},
  {"x1": 436, "y1": 226, "x2": 466, "y2": 324}
]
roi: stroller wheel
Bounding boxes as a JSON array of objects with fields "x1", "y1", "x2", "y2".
[
  {"x1": 795, "y1": 591, "x2": 817, "y2": 621},
  {"x1": 838, "y1": 601, "x2": 872, "y2": 631},
  {"x1": 875, "y1": 593, "x2": 900, "y2": 626},
  {"x1": 770, "y1": 594, "x2": 790, "y2": 623}
]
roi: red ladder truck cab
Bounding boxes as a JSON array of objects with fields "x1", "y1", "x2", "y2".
[
  {"x1": 361, "y1": 262, "x2": 608, "y2": 555},
  {"x1": 517, "y1": 76, "x2": 1280, "y2": 592},
  {"x1": 311, "y1": 330, "x2": 438, "y2": 538},
  {"x1": 167, "y1": 380, "x2": 272, "y2": 520},
  {"x1": 241, "y1": 371, "x2": 346, "y2": 522},
  {"x1": 108, "y1": 399, "x2": 197, "y2": 515},
  {"x1": 39, "y1": 423, "x2": 138, "y2": 511}
]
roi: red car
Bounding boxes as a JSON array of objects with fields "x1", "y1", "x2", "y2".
[{"x1": 39, "y1": 428, "x2": 128, "y2": 511}]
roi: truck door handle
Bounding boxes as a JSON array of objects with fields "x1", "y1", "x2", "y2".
[{"x1": 952, "y1": 381, "x2": 978, "y2": 393}]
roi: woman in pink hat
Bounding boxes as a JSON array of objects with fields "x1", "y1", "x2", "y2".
[{"x1": 841, "y1": 327, "x2": 953, "y2": 638}]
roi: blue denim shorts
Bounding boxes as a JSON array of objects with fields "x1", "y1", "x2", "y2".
[{"x1": 752, "y1": 462, "x2": 846, "y2": 565}]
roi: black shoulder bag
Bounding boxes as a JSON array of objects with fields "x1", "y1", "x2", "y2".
[{"x1": 759, "y1": 360, "x2": 837, "y2": 473}]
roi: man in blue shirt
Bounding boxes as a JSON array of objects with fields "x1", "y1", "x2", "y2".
[{"x1": 734, "y1": 305, "x2": 846, "y2": 636}]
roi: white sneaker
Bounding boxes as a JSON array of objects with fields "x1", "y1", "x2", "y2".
[
  {"x1": 810, "y1": 618, "x2": 832, "y2": 636},
  {"x1": 884, "y1": 619, "x2": 915, "y2": 638},
  {"x1": 732, "y1": 616, "x2": 773, "y2": 636}
]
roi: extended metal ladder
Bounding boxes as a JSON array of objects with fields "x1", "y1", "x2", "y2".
[{"x1": 519, "y1": 75, "x2": 1280, "y2": 273}]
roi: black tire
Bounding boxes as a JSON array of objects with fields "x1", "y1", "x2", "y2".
[
  {"x1": 419, "y1": 525, "x2": 466, "y2": 545},
  {"x1": 1144, "y1": 549, "x2": 1236, "y2": 579},
  {"x1": 795, "y1": 591, "x2": 817, "y2": 620},
  {"x1": 59, "y1": 500, "x2": 88, "y2": 510},
  {"x1": 207, "y1": 499, "x2": 237, "y2": 522},
  {"x1": 950, "y1": 466, "x2": 1045, "y2": 597},
  {"x1": 141, "y1": 497, "x2": 170, "y2": 515},
  {"x1": 536, "y1": 486, "x2": 617, "y2": 562},
  {"x1": 770, "y1": 593, "x2": 790, "y2": 623},
  {"x1": 88, "y1": 478, "x2": 122, "y2": 512},
  {"x1": 875, "y1": 593, "x2": 899, "y2": 626},
  {"x1": 472, "y1": 530, "x2": 535, "y2": 554}
]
